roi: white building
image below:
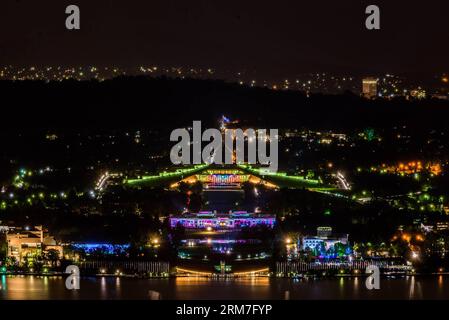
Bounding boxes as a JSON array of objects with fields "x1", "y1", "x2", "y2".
[{"x1": 301, "y1": 227, "x2": 349, "y2": 251}]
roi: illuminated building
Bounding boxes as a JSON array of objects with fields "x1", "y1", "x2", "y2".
[
  {"x1": 6, "y1": 226, "x2": 63, "y2": 264},
  {"x1": 170, "y1": 211, "x2": 275, "y2": 229},
  {"x1": 198, "y1": 173, "x2": 249, "y2": 188},
  {"x1": 173, "y1": 168, "x2": 279, "y2": 190},
  {"x1": 362, "y1": 77, "x2": 378, "y2": 99},
  {"x1": 302, "y1": 236, "x2": 349, "y2": 251},
  {"x1": 301, "y1": 227, "x2": 349, "y2": 251},
  {"x1": 436, "y1": 222, "x2": 449, "y2": 232},
  {"x1": 317, "y1": 226, "x2": 332, "y2": 238}
]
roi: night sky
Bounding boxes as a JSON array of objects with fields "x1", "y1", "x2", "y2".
[{"x1": 1, "y1": 0, "x2": 449, "y2": 77}]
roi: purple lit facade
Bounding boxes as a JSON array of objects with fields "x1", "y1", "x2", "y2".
[{"x1": 170, "y1": 211, "x2": 275, "y2": 229}]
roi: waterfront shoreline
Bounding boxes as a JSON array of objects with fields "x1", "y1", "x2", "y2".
[{"x1": 2, "y1": 275, "x2": 449, "y2": 300}]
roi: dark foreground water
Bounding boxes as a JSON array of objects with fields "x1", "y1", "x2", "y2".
[{"x1": 1, "y1": 275, "x2": 449, "y2": 300}]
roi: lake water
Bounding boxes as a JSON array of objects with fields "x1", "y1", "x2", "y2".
[{"x1": 1, "y1": 275, "x2": 449, "y2": 300}]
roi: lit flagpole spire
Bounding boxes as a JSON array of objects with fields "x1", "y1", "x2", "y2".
[{"x1": 219, "y1": 115, "x2": 230, "y2": 131}]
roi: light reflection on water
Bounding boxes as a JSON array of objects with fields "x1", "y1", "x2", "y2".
[
  {"x1": 353, "y1": 276, "x2": 359, "y2": 296},
  {"x1": 174, "y1": 277, "x2": 269, "y2": 286},
  {"x1": 0, "y1": 275, "x2": 449, "y2": 300}
]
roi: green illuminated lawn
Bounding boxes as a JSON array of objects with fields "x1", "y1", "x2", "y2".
[
  {"x1": 126, "y1": 164, "x2": 209, "y2": 187},
  {"x1": 238, "y1": 164, "x2": 333, "y2": 190},
  {"x1": 125, "y1": 163, "x2": 340, "y2": 192}
]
